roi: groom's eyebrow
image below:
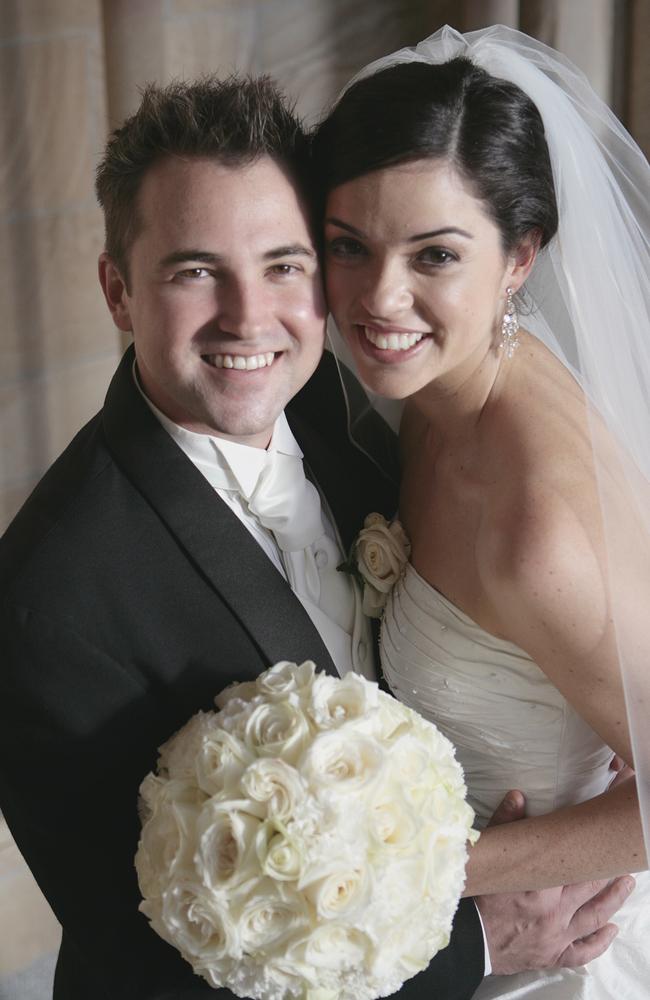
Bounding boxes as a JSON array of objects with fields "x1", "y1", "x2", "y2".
[
  {"x1": 158, "y1": 250, "x2": 223, "y2": 268},
  {"x1": 158, "y1": 245, "x2": 316, "y2": 268},
  {"x1": 262, "y1": 244, "x2": 316, "y2": 260}
]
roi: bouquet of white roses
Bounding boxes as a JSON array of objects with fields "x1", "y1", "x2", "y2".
[{"x1": 136, "y1": 661, "x2": 477, "y2": 1000}]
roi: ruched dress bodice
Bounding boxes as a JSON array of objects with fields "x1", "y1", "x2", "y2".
[{"x1": 381, "y1": 562, "x2": 649, "y2": 998}]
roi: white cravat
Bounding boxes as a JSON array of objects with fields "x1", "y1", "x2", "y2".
[{"x1": 247, "y1": 449, "x2": 326, "y2": 606}]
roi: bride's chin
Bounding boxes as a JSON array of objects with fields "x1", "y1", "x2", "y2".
[{"x1": 356, "y1": 366, "x2": 413, "y2": 400}]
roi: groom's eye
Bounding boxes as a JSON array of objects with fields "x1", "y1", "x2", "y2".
[
  {"x1": 268, "y1": 263, "x2": 300, "y2": 275},
  {"x1": 175, "y1": 267, "x2": 212, "y2": 280}
]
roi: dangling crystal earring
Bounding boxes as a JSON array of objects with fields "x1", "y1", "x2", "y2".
[{"x1": 500, "y1": 287, "x2": 519, "y2": 358}]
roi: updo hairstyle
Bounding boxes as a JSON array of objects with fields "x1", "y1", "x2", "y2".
[{"x1": 312, "y1": 57, "x2": 558, "y2": 254}]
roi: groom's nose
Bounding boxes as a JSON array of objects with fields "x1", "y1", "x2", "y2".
[{"x1": 217, "y1": 275, "x2": 270, "y2": 339}]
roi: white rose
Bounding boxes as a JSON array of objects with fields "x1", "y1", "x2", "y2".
[
  {"x1": 141, "y1": 878, "x2": 240, "y2": 966},
  {"x1": 214, "y1": 680, "x2": 259, "y2": 710},
  {"x1": 304, "y1": 865, "x2": 370, "y2": 920},
  {"x1": 215, "y1": 695, "x2": 258, "y2": 741},
  {"x1": 374, "y1": 692, "x2": 413, "y2": 742},
  {"x1": 194, "y1": 801, "x2": 262, "y2": 890},
  {"x1": 368, "y1": 784, "x2": 418, "y2": 849},
  {"x1": 390, "y1": 733, "x2": 432, "y2": 788},
  {"x1": 195, "y1": 729, "x2": 255, "y2": 797},
  {"x1": 300, "y1": 923, "x2": 369, "y2": 971},
  {"x1": 157, "y1": 711, "x2": 215, "y2": 781},
  {"x1": 244, "y1": 700, "x2": 312, "y2": 764},
  {"x1": 241, "y1": 758, "x2": 308, "y2": 822},
  {"x1": 308, "y1": 672, "x2": 379, "y2": 730},
  {"x1": 136, "y1": 778, "x2": 200, "y2": 899},
  {"x1": 421, "y1": 782, "x2": 471, "y2": 824},
  {"x1": 236, "y1": 880, "x2": 309, "y2": 953},
  {"x1": 301, "y1": 731, "x2": 385, "y2": 795},
  {"x1": 256, "y1": 660, "x2": 316, "y2": 702},
  {"x1": 256, "y1": 821, "x2": 305, "y2": 881},
  {"x1": 355, "y1": 514, "x2": 411, "y2": 597}
]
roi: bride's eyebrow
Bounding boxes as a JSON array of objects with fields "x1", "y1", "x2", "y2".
[
  {"x1": 325, "y1": 217, "x2": 473, "y2": 242},
  {"x1": 325, "y1": 217, "x2": 365, "y2": 236},
  {"x1": 408, "y1": 227, "x2": 473, "y2": 241}
]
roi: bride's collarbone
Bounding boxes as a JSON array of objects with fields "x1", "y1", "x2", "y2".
[{"x1": 400, "y1": 436, "x2": 503, "y2": 516}]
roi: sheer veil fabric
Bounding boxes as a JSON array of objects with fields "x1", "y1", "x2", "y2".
[{"x1": 325, "y1": 25, "x2": 650, "y2": 854}]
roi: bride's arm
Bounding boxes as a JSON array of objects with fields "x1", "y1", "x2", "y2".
[
  {"x1": 464, "y1": 778, "x2": 643, "y2": 896},
  {"x1": 464, "y1": 484, "x2": 648, "y2": 895}
]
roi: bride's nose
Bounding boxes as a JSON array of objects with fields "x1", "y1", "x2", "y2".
[{"x1": 358, "y1": 258, "x2": 413, "y2": 318}]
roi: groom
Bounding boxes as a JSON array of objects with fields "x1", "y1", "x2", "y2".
[{"x1": 0, "y1": 76, "x2": 630, "y2": 1000}]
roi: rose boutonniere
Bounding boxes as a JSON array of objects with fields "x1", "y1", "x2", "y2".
[{"x1": 339, "y1": 513, "x2": 411, "y2": 618}]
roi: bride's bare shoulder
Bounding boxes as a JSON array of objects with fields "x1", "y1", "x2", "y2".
[
  {"x1": 477, "y1": 334, "x2": 609, "y2": 608},
  {"x1": 497, "y1": 332, "x2": 593, "y2": 459}
]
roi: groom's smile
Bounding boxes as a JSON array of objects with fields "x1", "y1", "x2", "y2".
[{"x1": 99, "y1": 155, "x2": 327, "y2": 448}]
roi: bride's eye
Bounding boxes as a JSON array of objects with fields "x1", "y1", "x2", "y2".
[
  {"x1": 417, "y1": 247, "x2": 458, "y2": 267},
  {"x1": 326, "y1": 237, "x2": 366, "y2": 259}
]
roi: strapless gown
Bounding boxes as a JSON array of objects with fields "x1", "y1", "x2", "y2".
[{"x1": 381, "y1": 562, "x2": 650, "y2": 999}]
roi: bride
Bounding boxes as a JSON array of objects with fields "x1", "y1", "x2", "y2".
[{"x1": 312, "y1": 25, "x2": 650, "y2": 999}]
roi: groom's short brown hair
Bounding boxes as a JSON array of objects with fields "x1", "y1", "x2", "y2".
[{"x1": 95, "y1": 75, "x2": 310, "y2": 287}]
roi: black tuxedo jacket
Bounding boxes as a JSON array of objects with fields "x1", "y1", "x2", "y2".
[{"x1": 0, "y1": 347, "x2": 483, "y2": 999}]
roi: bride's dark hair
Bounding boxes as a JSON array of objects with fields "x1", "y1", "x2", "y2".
[{"x1": 312, "y1": 57, "x2": 558, "y2": 253}]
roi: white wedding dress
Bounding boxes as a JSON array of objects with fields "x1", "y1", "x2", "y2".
[{"x1": 381, "y1": 561, "x2": 650, "y2": 999}]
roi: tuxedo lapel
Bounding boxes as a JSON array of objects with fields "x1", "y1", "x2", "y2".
[{"x1": 101, "y1": 349, "x2": 338, "y2": 676}]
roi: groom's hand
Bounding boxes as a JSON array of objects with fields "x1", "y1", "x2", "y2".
[
  {"x1": 477, "y1": 874, "x2": 634, "y2": 974},
  {"x1": 475, "y1": 790, "x2": 635, "y2": 974}
]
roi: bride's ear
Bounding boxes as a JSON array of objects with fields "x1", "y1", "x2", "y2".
[{"x1": 506, "y1": 229, "x2": 541, "y2": 292}]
